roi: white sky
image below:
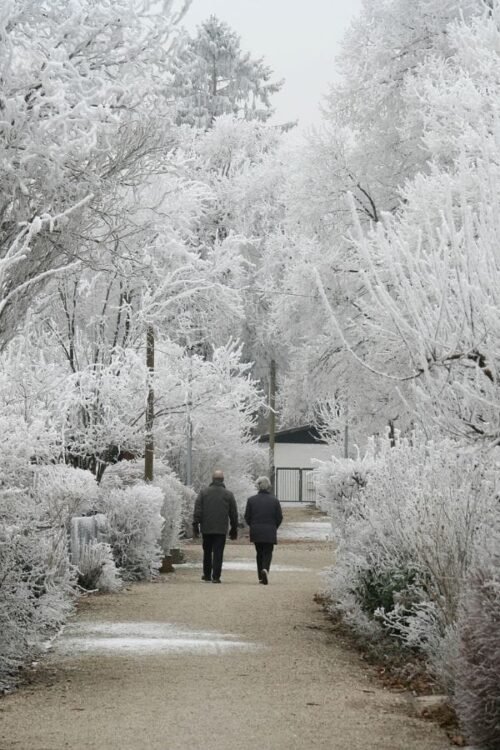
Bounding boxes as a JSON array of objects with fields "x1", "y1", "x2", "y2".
[{"x1": 182, "y1": 0, "x2": 363, "y2": 129}]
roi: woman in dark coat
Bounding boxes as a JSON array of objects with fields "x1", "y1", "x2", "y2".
[{"x1": 244, "y1": 476, "x2": 283, "y2": 585}]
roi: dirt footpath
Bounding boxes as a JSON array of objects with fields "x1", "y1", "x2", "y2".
[{"x1": 0, "y1": 507, "x2": 448, "y2": 750}]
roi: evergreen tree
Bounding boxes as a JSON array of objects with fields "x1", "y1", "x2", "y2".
[{"x1": 172, "y1": 16, "x2": 283, "y2": 129}]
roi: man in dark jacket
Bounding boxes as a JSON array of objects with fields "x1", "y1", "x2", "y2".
[
  {"x1": 193, "y1": 469, "x2": 238, "y2": 583},
  {"x1": 244, "y1": 476, "x2": 283, "y2": 585}
]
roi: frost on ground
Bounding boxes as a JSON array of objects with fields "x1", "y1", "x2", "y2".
[
  {"x1": 177, "y1": 560, "x2": 311, "y2": 572},
  {"x1": 279, "y1": 522, "x2": 331, "y2": 541},
  {"x1": 56, "y1": 621, "x2": 261, "y2": 656}
]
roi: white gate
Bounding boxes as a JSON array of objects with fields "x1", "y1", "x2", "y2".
[{"x1": 275, "y1": 468, "x2": 315, "y2": 503}]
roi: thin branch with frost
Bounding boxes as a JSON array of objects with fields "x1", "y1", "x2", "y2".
[
  {"x1": 0, "y1": 196, "x2": 93, "y2": 315},
  {"x1": 313, "y1": 265, "x2": 422, "y2": 383}
]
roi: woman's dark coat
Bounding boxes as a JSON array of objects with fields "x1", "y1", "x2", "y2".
[{"x1": 244, "y1": 489, "x2": 283, "y2": 544}]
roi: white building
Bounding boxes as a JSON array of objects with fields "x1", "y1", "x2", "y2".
[{"x1": 259, "y1": 426, "x2": 333, "y2": 503}]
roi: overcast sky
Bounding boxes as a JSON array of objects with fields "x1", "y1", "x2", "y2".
[{"x1": 182, "y1": 0, "x2": 363, "y2": 129}]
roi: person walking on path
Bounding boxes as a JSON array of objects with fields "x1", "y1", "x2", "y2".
[
  {"x1": 193, "y1": 469, "x2": 238, "y2": 583},
  {"x1": 244, "y1": 476, "x2": 283, "y2": 585}
]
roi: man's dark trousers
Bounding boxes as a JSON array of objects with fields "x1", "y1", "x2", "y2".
[
  {"x1": 202, "y1": 534, "x2": 226, "y2": 580},
  {"x1": 254, "y1": 542, "x2": 274, "y2": 580}
]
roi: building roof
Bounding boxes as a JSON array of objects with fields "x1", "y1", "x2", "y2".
[{"x1": 258, "y1": 425, "x2": 327, "y2": 445}]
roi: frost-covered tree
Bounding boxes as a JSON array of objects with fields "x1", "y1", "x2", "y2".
[
  {"x1": 172, "y1": 16, "x2": 283, "y2": 129},
  {"x1": 0, "y1": 0, "x2": 189, "y2": 346},
  {"x1": 308, "y1": 8, "x2": 500, "y2": 734},
  {"x1": 181, "y1": 115, "x2": 286, "y2": 361},
  {"x1": 164, "y1": 341, "x2": 266, "y2": 506},
  {"x1": 321, "y1": 0, "x2": 481, "y2": 222},
  {"x1": 269, "y1": 0, "x2": 486, "y2": 441},
  {"x1": 322, "y1": 6, "x2": 500, "y2": 447}
]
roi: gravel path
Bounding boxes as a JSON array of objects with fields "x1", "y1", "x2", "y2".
[{"x1": 0, "y1": 507, "x2": 448, "y2": 750}]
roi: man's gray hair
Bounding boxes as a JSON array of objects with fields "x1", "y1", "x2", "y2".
[{"x1": 256, "y1": 476, "x2": 271, "y2": 491}]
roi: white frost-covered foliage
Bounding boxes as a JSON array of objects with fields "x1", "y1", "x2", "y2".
[
  {"x1": 315, "y1": 6, "x2": 500, "y2": 448},
  {"x1": 76, "y1": 541, "x2": 121, "y2": 594},
  {"x1": 271, "y1": 1, "x2": 487, "y2": 441},
  {"x1": 59, "y1": 351, "x2": 151, "y2": 474},
  {"x1": 172, "y1": 17, "x2": 282, "y2": 128},
  {"x1": 155, "y1": 471, "x2": 195, "y2": 554},
  {"x1": 0, "y1": 513, "x2": 75, "y2": 689},
  {"x1": 34, "y1": 465, "x2": 99, "y2": 528},
  {"x1": 32, "y1": 466, "x2": 122, "y2": 594},
  {"x1": 101, "y1": 460, "x2": 194, "y2": 554},
  {"x1": 317, "y1": 434, "x2": 496, "y2": 686},
  {"x1": 161, "y1": 342, "x2": 266, "y2": 513},
  {"x1": 0, "y1": 0, "x2": 189, "y2": 346},
  {"x1": 100, "y1": 484, "x2": 164, "y2": 580},
  {"x1": 193, "y1": 344, "x2": 266, "y2": 506},
  {"x1": 304, "y1": 3, "x2": 500, "y2": 734},
  {"x1": 0, "y1": 0, "x2": 279, "y2": 690},
  {"x1": 313, "y1": 446, "x2": 374, "y2": 514},
  {"x1": 0, "y1": 419, "x2": 77, "y2": 688},
  {"x1": 454, "y1": 535, "x2": 500, "y2": 750},
  {"x1": 33, "y1": 466, "x2": 122, "y2": 592}
]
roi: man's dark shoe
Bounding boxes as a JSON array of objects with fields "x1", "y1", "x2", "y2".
[
  {"x1": 212, "y1": 578, "x2": 221, "y2": 583},
  {"x1": 261, "y1": 569, "x2": 268, "y2": 585},
  {"x1": 201, "y1": 576, "x2": 211, "y2": 582}
]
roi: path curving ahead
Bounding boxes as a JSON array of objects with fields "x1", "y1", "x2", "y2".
[{"x1": 0, "y1": 507, "x2": 448, "y2": 750}]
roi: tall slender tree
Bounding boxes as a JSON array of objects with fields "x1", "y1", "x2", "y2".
[{"x1": 172, "y1": 16, "x2": 283, "y2": 129}]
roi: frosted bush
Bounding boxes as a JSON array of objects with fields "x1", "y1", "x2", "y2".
[
  {"x1": 0, "y1": 427, "x2": 83, "y2": 687},
  {"x1": 0, "y1": 505, "x2": 75, "y2": 689},
  {"x1": 0, "y1": 411, "x2": 58, "y2": 492},
  {"x1": 77, "y1": 541, "x2": 121, "y2": 593},
  {"x1": 321, "y1": 433, "x2": 496, "y2": 687},
  {"x1": 34, "y1": 465, "x2": 99, "y2": 528},
  {"x1": 313, "y1": 442, "x2": 376, "y2": 517},
  {"x1": 454, "y1": 524, "x2": 500, "y2": 750},
  {"x1": 154, "y1": 471, "x2": 195, "y2": 554},
  {"x1": 100, "y1": 460, "x2": 145, "y2": 488},
  {"x1": 101, "y1": 460, "x2": 193, "y2": 553},
  {"x1": 100, "y1": 484, "x2": 164, "y2": 580}
]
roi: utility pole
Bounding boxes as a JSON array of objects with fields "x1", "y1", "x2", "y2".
[
  {"x1": 185, "y1": 350, "x2": 193, "y2": 486},
  {"x1": 144, "y1": 325, "x2": 155, "y2": 482},
  {"x1": 269, "y1": 358, "x2": 276, "y2": 491},
  {"x1": 186, "y1": 406, "x2": 193, "y2": 486}
]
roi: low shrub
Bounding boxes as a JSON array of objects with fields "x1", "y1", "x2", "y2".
[
  {"x1": 154, "y1": 471, "x2": 195, "y2": 554},
  {"x1": 76, "y1": 541, "x2": 121, "y2": 593},
  {"x1": 0, "y1": 507, "x2": 75, "y2": 689},
  {"x1": 313, "y1": 446, "x2": 374, "y2": 516},
  {"x1": 100, "y1": 483, "x2": 164, "y2": 580},
  {"x1": 0, "y1": 421, "x2": 80, "y2": 689},
  {"x1": 454, "y1": 553, "x2": 500, "y2": 749},
  {"x1": 355, "y1": 565, "x2": 422, "y2": 620},
  {"x1": 101, "y1": 460, "x2": 194, "y2": 555},
  {"x1": 317, "y1": 433, "x2": 496, "y2": 690},
  {"x1": 34, "y1": 464, "x2": 99, "y2": 527}
]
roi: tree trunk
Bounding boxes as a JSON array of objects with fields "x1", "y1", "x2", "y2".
[
  {"x1": 344, "y1": 397, "x2": 349, "y2": 459},
  {"x1": 145, "y1": 325, "x2": 155, "y2": 482},
  {"x1": 269, "y1": 359, "x2": 276, "y2": 491}
]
